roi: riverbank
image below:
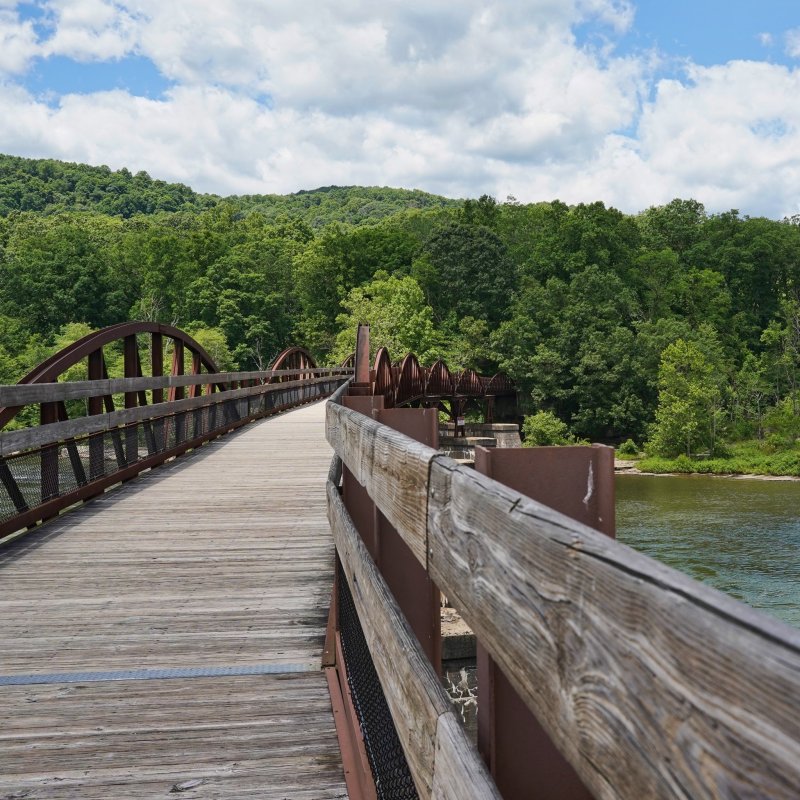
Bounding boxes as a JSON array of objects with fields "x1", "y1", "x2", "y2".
[
  {"x1": 616, "y1": 460, "x2": 800, "y2": 481},
  {"x1": 615, "y1": 448, "x2": 800, "y2": 480}
]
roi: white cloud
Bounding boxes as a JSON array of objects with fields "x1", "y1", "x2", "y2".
[
  {"x1": 786, "y1": 28, "x2": 800, "y2": 59},
  {"x1": 0, "y1": 1, "x2": 798, "y2": 218},
  {"x1": 0, "y1": 8, "x2": 39, "y2": 74},
  {"x1": 40, "y1": 0, "x2": 141, "y2": 61}
]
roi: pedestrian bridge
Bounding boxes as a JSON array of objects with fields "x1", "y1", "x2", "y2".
[{"x1": 1, "y1": 323, "x2": 798, "y2": 800}]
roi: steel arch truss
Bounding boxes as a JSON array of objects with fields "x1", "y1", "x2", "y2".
[
  {"x1": 0, "y1": 324, "x2": 349, "y2": 543},
  {"x1": 0, "y1": 322, "x2": 223, "y2": 432},
  {"x1": 363, "y1": 348, "x2": 515, "y2": 424}
]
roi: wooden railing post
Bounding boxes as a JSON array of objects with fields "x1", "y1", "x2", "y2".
[{"x1": 474, "y1": 445, "x2": 614, "y2": 800}]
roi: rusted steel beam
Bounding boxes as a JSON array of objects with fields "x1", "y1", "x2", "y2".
[
  {"x1": 372, "y1": 407, "x2": 441, "y2": 671},
  {"x1": 87, "y1": 349, "x2": 104, "y2": 479},
  {"x1": 171, "y1": 339, "x2": 185, "y2": 444},
  {"x1": 123, "y1": 335, "x2": 139, "y2": 465},
  {"x1": 354, "y1": 324, "x2": 370, "y2": 385},
  {"x1": 474, "y1": 445, "x2": 615, "y2": 800},
  {"x1": 133, "y1": 349, "x2": 158, "y2": 457},
  {"x1": 0, "y1": 459, "x2": 28, "y2": 514},
  {"x1": 56, "y1": 402, "x2": 87, "y2": 488},
  {"x1": 101, "y1": 356, "x2": 127, "y2": 470},
  {"x1": 372, "y1": 348, "x2": 394, "y2": 407},
  {"x1": 39, "y1": 402, "x2": 59, "y2": 504},
  {"x1": 151, "y1": 333, "x2": 164, "y2": 404}
]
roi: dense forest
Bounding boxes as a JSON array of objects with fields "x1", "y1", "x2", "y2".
[{"x1": 2, "y1": 153, "x2": 800, "y2": 463}]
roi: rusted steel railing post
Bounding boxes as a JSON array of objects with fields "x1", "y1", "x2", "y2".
[
  {"x1": 355, "y1": 323, "x2": 370, "y2": 385},
  {"x1": 39, "y1": 401, "x2": 59, "y2": 502},
  {"x1": 172, "y1": 339, "x2": 185, "y2": 443},
  {"x1": 475, "y1": 444, "x2": 615, "y2": 800},
  {"x1": 373, "y1": 407, "x2": 441, "y2": 670},
  {"x1": 150, "y1": 334, "x2": 164, "y2": 451},
  {"x1": 88, "y1": 348, "x2": 105, "y2": 479},
  {"x1": 123, "y1": 334, "x2": 139, "y2": 464}
]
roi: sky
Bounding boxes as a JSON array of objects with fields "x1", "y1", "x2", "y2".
[{"x1": 0, "y1": 1, "x2": 799, "y2": 217}]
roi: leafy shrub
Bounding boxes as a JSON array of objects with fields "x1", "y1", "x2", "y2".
[
  {"x1": 617, "y1": 438, "x2": 638, "y2": 456},
  {"x1": 522, "y1": 411, "x2": 572, "y2": 446}
]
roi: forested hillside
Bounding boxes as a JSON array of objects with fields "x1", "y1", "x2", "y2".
[
  {"x1": 0, "y1": 154, "x2": 458, "y2": 225},
  {"x1": 2, "y1": 154, "x2": 800, "y2": 460}
]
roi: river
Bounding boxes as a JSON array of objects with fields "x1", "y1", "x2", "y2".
[{"x1": 616, "y1": 474, "x2": 800, "y2": 628}]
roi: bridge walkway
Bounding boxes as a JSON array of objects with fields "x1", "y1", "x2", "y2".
[{"x1": 0, "y1": 401, "x2": 348, "y2": 799}]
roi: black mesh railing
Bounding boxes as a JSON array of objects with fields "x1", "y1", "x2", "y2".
[
  {"x1": 0, "y1": 378, "x2": 344, "y2": 534},
  {"x1": 337, "y1": 560, "x2": 419, "y2": 800}
]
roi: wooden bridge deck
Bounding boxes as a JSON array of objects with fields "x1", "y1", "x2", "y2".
[{"x1": 0, "y1": 401, "x2": 348, "y2": 799}]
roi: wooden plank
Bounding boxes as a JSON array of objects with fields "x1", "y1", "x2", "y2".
[
  {"x1": 327, "y1": 471, "x2": 498, "y2": 799},
  {"x1": 326, "y1": 399, "x2": 435, "y2": 566},
  {"x1": 0, "y1": 376, "x2": 345, "y2": 456},
  {"x1": 0, "y1": 368, "x2": 352, "y2": 406},
  {"x1": 427, "y1": 458, "x2": 800, "y2": 800},
  {"x1": 1, "y1": 673, "x2": 347, "y2": 799}
]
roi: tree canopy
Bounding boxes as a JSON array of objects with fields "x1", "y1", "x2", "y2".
[{"x1": 3, "y1": 154, "x2": 800, "y2": 450}]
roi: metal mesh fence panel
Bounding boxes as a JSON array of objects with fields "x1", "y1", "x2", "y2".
[{"x1": 337, "y1": 560, "x2": 419, "y2": 800}]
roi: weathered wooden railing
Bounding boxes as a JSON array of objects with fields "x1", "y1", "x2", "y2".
[
  {"x1": 325, "y1": 380, "x2": 800, "y2": 799},
  {"x1": 0, "y1": 366, "x2": 350, "y2": 542}
]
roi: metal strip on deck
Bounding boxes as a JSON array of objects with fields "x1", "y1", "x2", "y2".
[{"x1": 0, "y1": 662, "x2": 311, "y2": 685}]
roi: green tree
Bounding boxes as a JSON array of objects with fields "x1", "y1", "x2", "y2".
[
  {"x1": 414, "y1": 222, "x2": 516, "y2": 327},
  {"x1": 637, "y1": 198, "x2": 706, "y2": 256},
  {"x1": 332, "y1": 272, "x2": 440, "y2": 364},
  {"x1": 185, "y1": 326, "x2": 233, "y2": 371},
  {"x1": 648, "y1": 338, "x2": 725, "y2": 457},
  {"x1": 442, "y1": 316, "x2": 494, "y2": 372}
]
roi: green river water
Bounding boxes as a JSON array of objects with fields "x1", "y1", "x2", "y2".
[{"x1": 616, "y1": 474, "x2": 800, "y2": 628}]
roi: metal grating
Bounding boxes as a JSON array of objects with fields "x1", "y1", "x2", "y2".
[{"x1": 338, "y1": 560, "x2": 419, "y2": 800}]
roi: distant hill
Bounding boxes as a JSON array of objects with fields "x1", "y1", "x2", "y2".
[
  {"x1": 229, "y1": 185, "x2": 461, "y2": 227},
  {"x1": 0, "y1": 154, "x2": 216, "y2": 217},
  {"x1": 0, "y1": 154, "x2": 460, "y2": 226}
]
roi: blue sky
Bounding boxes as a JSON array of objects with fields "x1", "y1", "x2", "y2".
[
  {"x1": 0, "y1": 1, "x2": 798, "y2": 217},
  {"x1": 613, "y1": 1, "x2": 799, "y2": 67},
  {"x1": 23, "y1": 54, "x2": 171, "y2": 101}
]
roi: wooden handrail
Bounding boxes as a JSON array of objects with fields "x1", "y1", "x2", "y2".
[
  {"x1": 325, "y1": 392, "x2": 800, "y2": 799},
  {"x1": 0, "y1": 367, "x2": 353, "y2": 407},
  {"x1": 326, "y1": 392, "x2": 435, "y2": 566},
  {"x1": 1, "y1": 375, "x2": 349, "y2": 543},
  {"x1": 0, "y1": 376, "x2": 338, "y2": 456}
]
